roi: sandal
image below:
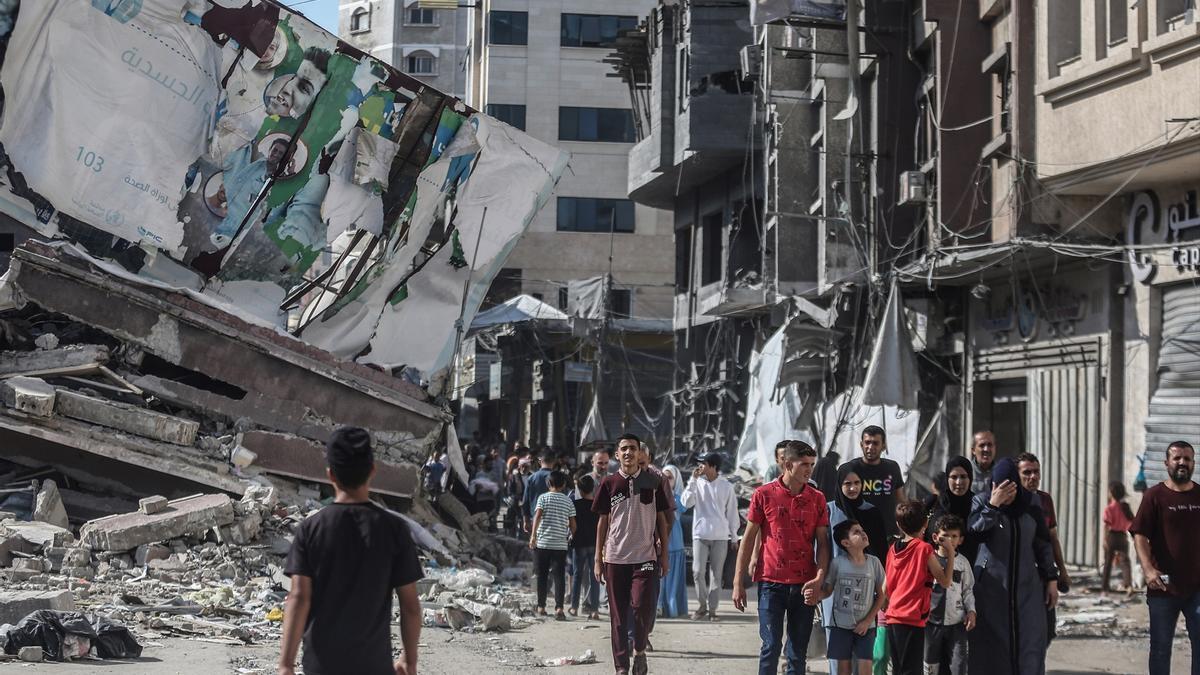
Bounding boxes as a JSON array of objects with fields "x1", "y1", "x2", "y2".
[
  {"x1": 536, "y1": 607, "x2": 548, "y2": 616},
  {"x1": 568, "y1": 607, "x2": 578, "y2": 617},
  {"x1": 555, "y1": 610, "x2": 567, "y2": 621}
]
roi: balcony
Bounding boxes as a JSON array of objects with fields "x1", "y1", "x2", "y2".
[{"x1": 628, "y1": 94, "x2": 758, "y2": 209}]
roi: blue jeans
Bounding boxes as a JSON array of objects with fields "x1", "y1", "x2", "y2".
[
  {"x1": 570, "y1": 546, "x2": 599, "y2": 611},
  {"x1": 757, "y1": 581, "x2": 815, "y2": 675},
  {"x1": 1148, "y1": 592, "x2": 1200, "y2": 675}
]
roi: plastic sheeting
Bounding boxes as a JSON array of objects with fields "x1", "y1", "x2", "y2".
[
  {"x1": 750, "y1": 0, "x2": 846, "y2": 25},
  {"x1": 862, "y1": 282, "x2": 921, "y2": 410},
  {"x1": 736, "y1": 317, "x2": 920, "y2": 477},
  {"x1": 470, "y1": 294, "x2": 567, "y2": 328},
  {"x1": 566, "y1": 276, "x2": 607, "y2": 319},
  {"x1": 0, "y1": 1, "x2": 566, "y2": 380},
  {"x1": 735, "y1": 322, "x2": 814, "y2": 476}
]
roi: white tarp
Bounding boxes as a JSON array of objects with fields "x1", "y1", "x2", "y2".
[
  {"x1": 818, "y1": 386, "x2": 920, "y2": 474},
  {"x1": 471, "y1": 294, "x2": 568, "y2": 328},
  {"x1": 735, "y1": 322, "x2": 814, "y2": 476},
  {"x1": 862, "y1": 282, "x2": 921, "y2": 409},
  {"x1": 0, "y1": 0, "x2": 221, "y2": 251}
]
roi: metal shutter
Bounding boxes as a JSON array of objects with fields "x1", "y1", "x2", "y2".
[
  {"x1": 1144, "y1": 284, "x2": 1200, "y2": 483},
  {"x1": 1029, "y1": 367, "x2": 1101, "y2": 567}
]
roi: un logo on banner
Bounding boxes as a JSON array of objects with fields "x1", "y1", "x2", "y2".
[{"x1": 91, "y1": 0, "x2": 143, "y2": 23}]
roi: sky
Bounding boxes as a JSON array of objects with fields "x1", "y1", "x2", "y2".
[{"x1": 282, "y1": 0, "x2": 340, "y2": 36}]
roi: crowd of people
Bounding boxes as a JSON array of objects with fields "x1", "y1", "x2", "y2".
[
  {"x1": 730, "y1": 430, "x2": 1200, "y2": 675},
  {"x1": 278, "y1": 426, "x2": 1200, "y2": 675}
]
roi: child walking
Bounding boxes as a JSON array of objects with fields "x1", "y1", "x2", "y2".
[
  {"x1": 569, "y1": 474, "x2": 601, "y2": 620},
  {"x1": 529, "y1": 470, "x2": 576, "y2": 620},
  {"x1": 884, "y1": 501, "x2": 954, "y2": 675},
  {"x1": 820, "y1": 520, "x2": 887, "y2": 675},
  {"x1": 923, "y1": 514, "x2": 976, "y2": 675},
  {"x1": 1101, "y1": 481, "x2": 1134, "y2": 596}
]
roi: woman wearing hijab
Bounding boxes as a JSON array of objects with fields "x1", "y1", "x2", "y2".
[
  {"x1": 925, "y1": 456, "x2": 979, "y2": 563},
  {"x1": 823, "y1": 463, "x2": 889, "y2": 674},
  {"x1": 656, "y1": 466, "x2": 688, "y2": 618},
  {"x1": 968, "y1": 458, "x2": 1059, "y2": 675}
]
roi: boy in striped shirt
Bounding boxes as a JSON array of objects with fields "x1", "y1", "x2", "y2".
[{"x1": 530, "y1": 470, "x2": 576, "y2": 620}]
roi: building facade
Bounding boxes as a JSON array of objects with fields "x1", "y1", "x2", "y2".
[
  {"x1": 452, "y1": 0, "x2": 676, "y2": 452},
  {"x1": 339, "y1": 0, "x2": 470, "y2": 97}
]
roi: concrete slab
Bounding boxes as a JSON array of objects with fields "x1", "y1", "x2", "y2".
[
  {"x1": 32, "y1": 479, "x2": 69, "y2": 529},
  {"x1": 0, "y1": 345, "x2": 108, "y2": 376},
  {"x1": 239, "y1": 431, "x2": 418, "y2": 498},
  {"x1": 55, "y1": 390, "x2": 198, "y2": 446},
  {"x1": 79, "y1": 494, "x2": 235, "y2": 552},
  {"x1": 0, "y1": 589, "x2": 74, "y2": 625},
  {"x1": 1, "y1": 377, "x2": 55, "y2": 417}
]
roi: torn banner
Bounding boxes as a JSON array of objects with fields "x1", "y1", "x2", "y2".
[{"x1": 0, "y1": 0, "x2": 566, "y2": 377}]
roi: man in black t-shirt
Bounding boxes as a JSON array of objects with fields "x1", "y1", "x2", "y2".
[
  {"x1": 844, "y1": 425, "x2": 906, "y2": 538},
  {"x1": 279, "y1": 427, "x2": 424, "y2": 675}
]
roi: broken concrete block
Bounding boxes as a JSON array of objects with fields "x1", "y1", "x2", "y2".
[
  {"x1": 62, "y1": 548, "x2": 90, "y2": 568},
  {"x1": 1, "y1": 376, "x2": 56, "y2": 417},
  {"x1": 11, "y1": 557, "x2": 46, "y2": 572},
  {"x1": 0, "y1": 589, "x2": 75, "y2": 624},
  {"x1": 33, "y1": 334, "x2": 59, "y2": 351},
  {"x1": 7, "y1": 568, "x2": 40, "y2": 581},
  {"x1": 139, "y1": 496, "x2": 169, "y2": 516},
  {"x1": 33, "y1": 479, "x2": 69, "y2": 529},
  {"x1": 18, "y1": 645, "x2": 42, "y2": 662},
  {"x1": 218, "y1": 512, "x2": 262, "y2": 546},
  {"x1": 4, "y1": 521, "x2": 72, "y2": 549},
  {"x1": 79, "y1": 494, "x2": 235, "y2": 552},
  {"x1": 55, "y1": 389, "x2": 199, "y2": 446},
  {"x1": 0, "y1": 345, "x2": 108, "y2": 377}
]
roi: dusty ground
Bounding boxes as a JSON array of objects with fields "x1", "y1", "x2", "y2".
[{"x1": 16, "y1": 577, "x2": 1196, "y2": 673}]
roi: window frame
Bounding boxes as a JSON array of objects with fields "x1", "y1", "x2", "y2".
[
  {"x1": 488, "y1": 10, "x2": 529, "y2": 46},
  {"x1": 560, "y1": 13, "x2": 639, "y2": 48},
  {"x1": 558, "y1": 107, "x2": 637, "y2": 143},
  {"x1": 406, "y1": 52, "x2": 437, "y2": 76},
  {"x1": 485, "y1": 103, "x2": 527, "y2": 131},
  {"x1": 350, "y1": 6, "x2": 370, "y2": 33},
  {"x1": 556, "y1": 197, "x2": 637, "y2": 233},
  {"x1": 405, "y1": 7, "x2": 437, "y2": 26}
]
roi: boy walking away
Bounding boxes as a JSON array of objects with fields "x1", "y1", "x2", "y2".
[
  {"x1": 819, "y1": 520, "x2": 886, "y2": 675},
  {"x1": 530, "y1": 470, "x2": 576, "y2": 620},
  {"x1": 1101, "y1": 481, "x2": 1134, "y2": 596},
  {"x1": 884, "y1": 500, "x2": 954, "y2": 675},
  {"x1": 923, "y1": 514, "x2": 976, "y2": 675},
  {"x1": 570, "y1": 474, "x2": 601, "y2": 620},
  {"x1": 279, "y1": 427, "x2": 423, "y2": 675}
]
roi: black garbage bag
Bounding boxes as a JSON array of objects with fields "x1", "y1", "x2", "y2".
[
  {"x1": 2, "y1": 610, "x2": 96, "y2": 661},
  {"x1": 90, "y1": 615, "x2": 142, "y2": 659},
  {"x1": 2, "y1": 610, "x2": 141, "y2": 661}
]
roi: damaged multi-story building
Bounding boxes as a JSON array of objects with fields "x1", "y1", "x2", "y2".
[
  {"x1": 617, "y1": 0, "x2": 1200, "y2": 569},
  {"x1": 0, "y1": 0, "x2": 565, "y2": 517}
]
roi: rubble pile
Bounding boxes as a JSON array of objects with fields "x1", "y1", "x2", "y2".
[{"x1": 0, "y1": 477, "x2": 534, "y2": 661}]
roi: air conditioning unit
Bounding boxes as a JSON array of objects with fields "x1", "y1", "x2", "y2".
[
  {"x1": 739, "y1": 44, "x2": 762, "y2": 81},
  {"x1": 899, "y1": 171, "x2": 928, "y2": 205}
]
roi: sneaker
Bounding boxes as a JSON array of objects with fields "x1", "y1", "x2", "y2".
[
  {"x1": 691, "y1": 609, "x2": 708, "y2": 621},
  {"x1": 632, "y1": 652, "x2": 648, "y2": 675},
  {"x1": 708, "y1": 611, "x2": 720, "y2": 622}
]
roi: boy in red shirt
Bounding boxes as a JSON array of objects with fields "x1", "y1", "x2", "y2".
[
  {"x1": 1101, "y1": 481, "x2": 1135, "y2": 595},
  {"x1": 883, "y1": 500, "x2": 954, "y2": 675}
]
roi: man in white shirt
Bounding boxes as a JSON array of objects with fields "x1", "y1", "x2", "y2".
[{"x1": 680, "y1": 453, "x2": 741, "y2": 621}]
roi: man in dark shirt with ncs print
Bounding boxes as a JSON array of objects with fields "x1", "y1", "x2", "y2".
[{"x1": 279, "y1": 427, "x2": 424, "y2": 675}]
